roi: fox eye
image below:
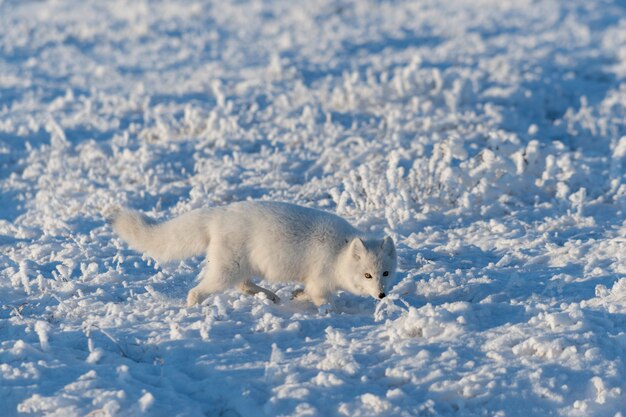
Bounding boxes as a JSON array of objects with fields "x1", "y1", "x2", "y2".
[
  {"x1": 364, "y1": 273, "x2": 372, "y2": 279},
  {"x1": 383, "y1": 271, "x2": 389, "y2": 277}
]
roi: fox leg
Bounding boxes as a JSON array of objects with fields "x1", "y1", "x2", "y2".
[
  {"x1": 292, "y1": 282, "x2": 328, "y2": 306},
  {"x1": 291, "y1": 288, "x2": 306, "y2": 300},
  {"x1": 187, "y1": 279, "x2": 227, "y2": 307},
  {"x1": 238, "y1": 280, "x2": 279, "y2": 303},
  {"x1": 187, "y1": 260, "x2": 241, "y2": 307},
  {"x1": 308, "y1": 290, "x2": 328, "y2": 307}
]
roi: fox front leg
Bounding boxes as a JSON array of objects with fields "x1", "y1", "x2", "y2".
[
  {"x1": 292, "y1": 286, "x2": 333, "y2": 314},
  {"x1": 291, "y1": 288, "x2": 307, "y2": 300},
  {"x1": 292, "y1": 279, "x2": 331, "y2": 306},
  {"x1": 291, "y1": 288, "x2": 327, "y2": 307},
  {"x1": 291, "y1": 288, "x2": 326, "y2": 306},
  {"x1": 305, "y1": 283, "x2": 330, "y2": 307}
]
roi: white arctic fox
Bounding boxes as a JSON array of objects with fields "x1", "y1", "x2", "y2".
[{"x1": 112, "y1": 201, "x2": 397, "y2": 307}]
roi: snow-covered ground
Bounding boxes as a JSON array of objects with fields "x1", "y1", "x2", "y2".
[{"x1": 2, "y1": 0, "x2": 626, "y2": 415}]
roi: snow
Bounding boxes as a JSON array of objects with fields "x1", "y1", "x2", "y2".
[{"x1": 1, "y1": 0, "x2": 626, "y2": 415}]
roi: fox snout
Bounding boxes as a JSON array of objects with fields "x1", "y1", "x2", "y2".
[{"x1": 378, "y1": 292, "x2": 386, "y2": 299}]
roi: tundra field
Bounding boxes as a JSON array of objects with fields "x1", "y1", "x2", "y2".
[{"x1": 1, "y1": 0, "x2": 626, "y2": 416}]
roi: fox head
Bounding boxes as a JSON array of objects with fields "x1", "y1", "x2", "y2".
[{"x1": 339, "y1": 236, "x2": 397, "y2": 300}]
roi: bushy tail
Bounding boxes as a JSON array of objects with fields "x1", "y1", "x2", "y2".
[{"x1": 112, "y1": 208, "x2": 210, "y2": 262}]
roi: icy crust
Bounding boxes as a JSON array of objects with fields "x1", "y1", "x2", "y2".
[{"x1": 3, "y1": 0, "x2": 626, "y2": 416}]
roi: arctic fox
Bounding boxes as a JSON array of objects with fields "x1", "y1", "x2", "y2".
[{"x1": 112, "y1": 201, "x2": 397, "y2": 307}]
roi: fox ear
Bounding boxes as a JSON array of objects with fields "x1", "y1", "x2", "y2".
[
  {"x1": 351, "y1": 238, "x2": 366, "y2": 260},
  {"x1": 382, "y1": 236, "x2": 395, "y2": 256}
]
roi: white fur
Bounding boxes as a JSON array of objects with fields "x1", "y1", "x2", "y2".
[{"x1": 112, "y1": 201, "x2": 397, "y2": 307}]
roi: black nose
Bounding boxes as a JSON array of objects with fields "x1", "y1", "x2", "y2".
[{"x1": 378, "y1": 292, "x2": 386, "y2": 299}]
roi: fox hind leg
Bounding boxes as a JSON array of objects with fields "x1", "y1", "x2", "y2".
[
  {"x1": 187, "y1": 260, "x2": 243, "y2": 307},
  {"x1": 187, "y1": 279, "x2": 228, "y2": 307}
]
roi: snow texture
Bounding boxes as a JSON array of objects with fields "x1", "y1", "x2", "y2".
[{"x1": 1, "y1": 0, "x2": 626, "y2": 416}]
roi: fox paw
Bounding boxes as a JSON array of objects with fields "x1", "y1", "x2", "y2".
[
  {"x1": 187, "y1": 289, "x2": 203, "y2": 307},
  {"x1": 291, "y1": 288, "x2": 307, "y2": 300},
  {"x1": 318, "y1": 303, "x2": 334, "y2": 315}
]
